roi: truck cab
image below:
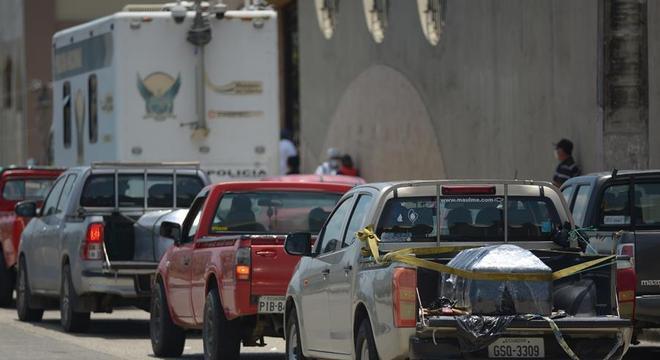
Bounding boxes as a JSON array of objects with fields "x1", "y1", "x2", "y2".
[{"x1": 562, "y1": 170, "x2": 660, "y2": 334}]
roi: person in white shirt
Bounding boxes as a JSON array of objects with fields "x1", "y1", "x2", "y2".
[
  {"x1": 315, "y1": 148, "x2": 342, "y2": 175},
  {"x1": 279, "y1": 130, "x2": 298, "y2": 175}
]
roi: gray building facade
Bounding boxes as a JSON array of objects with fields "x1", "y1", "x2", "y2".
[{"x1": 298, "y1": 0, "x2": 656, "y2": 182}]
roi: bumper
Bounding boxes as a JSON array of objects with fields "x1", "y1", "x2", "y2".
[
  {"x1": 79, "y1": 262, "x2": 157, "y2": 298},
  {"x1": 634, "y1": 295, "x2": 660, "y2": 325},
  {"x1": 409, "y1": 316, "x2": 632, "y2": 360}
]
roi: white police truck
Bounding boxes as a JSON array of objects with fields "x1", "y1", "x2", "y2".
[{"x1": 51, "y1": 2, "x2": 280, "y2": 181}]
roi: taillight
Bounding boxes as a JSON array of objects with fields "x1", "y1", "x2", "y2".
[
  {"x1": 616, "y1": 244, "x2": 636, "y2": 320},
  {"x1": 618, "y1": 244, "x2": 635, "y2": 260},
  {"x1": 11, "y1": 217, "x2": 24, "y2": 249},
  {"x1": 392, "y1": 267, "x2": 417, "y2": 328},
  {"x1": 82, "y1": 223, "x2": 104, "y2": 260},
  {"x1": 236, "y1": 247, "x2": 251, "y2": 281}
]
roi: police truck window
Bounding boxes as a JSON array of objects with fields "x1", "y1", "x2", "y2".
[
  {"x1": 88, "y1": 74, "x2": 98, "y2": 143},
  {"x1": 63, "y1": 82, "x2": 72, "y2": 148}
]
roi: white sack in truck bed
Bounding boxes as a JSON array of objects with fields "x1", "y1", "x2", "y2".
[{"x1": 440, "y1": 244, "x2": 552, "y2": 315}]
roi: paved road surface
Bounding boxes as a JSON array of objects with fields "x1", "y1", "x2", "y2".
[
  {"x1": 0, "y1": 305, "x2": 284, "y2": 359},
  {"x1": 0, "y1": 303, "x2": 657, "y2": 359}
]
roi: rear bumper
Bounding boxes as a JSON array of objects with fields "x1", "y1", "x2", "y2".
[
  {"x1": 78, "y1": 262, "x2": 158, "y2": 298},
  {"x1": 634, "y1": 295, "x2": 660, "y2": 325},
  {"x1": 409, "y1": 316, "x2": 632, "y2": 360}
]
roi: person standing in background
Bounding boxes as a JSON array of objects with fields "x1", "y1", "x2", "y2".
[
  {"x1": 338, "y1": 154, "x2": 359, "y2": 176},
  {"x1": 315, "y1": 148, "x2": 342, "y2": 175},
  {"x1": 279, "y1": 129, "x2": 298, "y2": 175},
  {"x1": 552, "y1": 138, "x2": 581, "y2": 187}
]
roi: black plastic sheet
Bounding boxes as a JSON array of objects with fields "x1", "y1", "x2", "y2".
[{"x1": 455, "y1": 315, "x2": 515, "y2": 352}]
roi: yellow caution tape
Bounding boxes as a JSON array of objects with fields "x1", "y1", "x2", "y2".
[{"x1": 356, "y1": 226, "x2": 615, "y2": 282}]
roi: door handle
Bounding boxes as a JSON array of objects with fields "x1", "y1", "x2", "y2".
[
  {"x1": 321, "y1": 269, "x2": 330, "y2": 278},
  {"x1": 255, "y1": 250, "x2": 277, "y2": 257},
  {"x1": 343, "y1": 265, "x2": 353, "y2": 272}
]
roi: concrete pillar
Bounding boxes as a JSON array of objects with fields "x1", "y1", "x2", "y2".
[{"x1": 603, "y1": 0, "x2": 649, "y2": 169}]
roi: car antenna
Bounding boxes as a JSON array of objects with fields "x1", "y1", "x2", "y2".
[{"x1": 611, "y1": 168, "x2": 618, "y2": 178}]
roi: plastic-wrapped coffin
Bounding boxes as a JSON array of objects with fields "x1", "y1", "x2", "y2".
[{"x1": 440, "y1": 244, "x2": 552, "y2": 316}]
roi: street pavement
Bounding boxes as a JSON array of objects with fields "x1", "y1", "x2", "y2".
[
  {"x1": 0, "y1": 302, "x2": 657, "y2": 359},
  {"x1": 0, "y1": 304, "x2": 284, "y2": 360}
]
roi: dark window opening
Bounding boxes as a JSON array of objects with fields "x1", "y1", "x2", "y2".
[
  {"x1": 3, "y1": 58, "x2": 11, "y2": 109},
  {"x1": 88, "y1": 74, "x2": 98, "y2": 143},
  {"x1": 63, "y1": 82, "x2": 72, "y2": 148}
]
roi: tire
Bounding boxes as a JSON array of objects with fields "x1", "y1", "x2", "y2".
[
  {"x1": 60, "y1": 264, "x2": 90, "y2": 333},
  {"x1": 150, "y1": 280, "x2": 185, "y2": 358},
  {"x1": 285, "y1": 308, "x2": 307, "y2": 360},
  {"x1": 15, "y1": 258, "x2": 43, "y2": 322},
  {"x1": 203, "y1": 287, "x2": 240, "y2": 360},
  {"x1": 355, "y1": 318, "x2": 378, "y2": 360},
  {"x1": 0, "y1": 252, "x2": 15, "y2": 307}
]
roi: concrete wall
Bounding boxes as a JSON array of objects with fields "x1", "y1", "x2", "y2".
[
  {"x1": 0, "y1": 0, "x2": 26, "y2": 165},
  {"x1": 298, "y1": 0, "x2": 603, "y2": 182}
]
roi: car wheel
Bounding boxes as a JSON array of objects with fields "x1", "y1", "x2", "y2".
[
  {"x1": 355, "y1": 318, "x2": 378, "y2": 360},
  {"x1": 0, "y1": 252, "x2": 15, "y2": 307},
  {"x1": 150, "y1": 279, "x2": 185, "y2": 357},
  {"x1": 60, "y1": 264, "x2": 90, "y2": 333},
  {"x1": 203, "y1": 287, "x2": 240, "y2": 360},
  {"x1": 286, "y1": 308, "x2": 307, "y2": 360},
  {"x1": 16, "y1": 257, "x2": 43, "y2": 322}
]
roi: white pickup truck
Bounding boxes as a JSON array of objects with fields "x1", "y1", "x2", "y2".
[{"x1": 283, "y1": 180, "x2": 632, "y2": 360}]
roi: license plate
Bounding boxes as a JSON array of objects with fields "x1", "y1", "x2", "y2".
[
  {"x1": 488, "y1": 337, "x2": 544, "y2": 358},
  {"x1": 257, "y1": 296, "x2": 285, "y2": 314}
]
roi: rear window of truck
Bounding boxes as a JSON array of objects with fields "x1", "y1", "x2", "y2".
[
  {"x1": 80, "y1": 174, "x2": 204, "y2": 208},
  {"x1": 600, "y1": 182, "x2": 660, "y2": 227},
  {"x1": 376, "y1": 195, "x2": 563, "y2": 242},
  {"x1": 2, "y1": 178, "x2": 55, "y2": 201},
  {"x1": 210, "y1": 191, "x2": 342, "y2": 234}
]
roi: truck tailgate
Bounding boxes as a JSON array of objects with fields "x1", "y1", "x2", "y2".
[
  {"x1": 633, "y1": 232, "x2": 660, "y2": 295},
  {"x1": 250, "y1": 237, "x2": 300, "y2": 295},
  {"x1": 411, "y1": 316, "x2": 631, "y2": 360}
]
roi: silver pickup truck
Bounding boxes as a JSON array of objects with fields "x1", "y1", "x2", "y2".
[
  {"x1": 14, "y1": 162, "x2": 208, "y2": 332},
  {"x1": 283, "y1": 180, "x2": 632, "y2": 360}
]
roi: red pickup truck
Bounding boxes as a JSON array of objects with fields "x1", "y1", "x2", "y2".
[
  {"x1": 0, "y1": 167, "x2": 63, "y2": 306},
  {"x1": 150, "y1": 181, "x2": 352, "y2": 359}
]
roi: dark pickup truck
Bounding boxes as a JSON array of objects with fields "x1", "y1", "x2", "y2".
[{"x1": 562, "y1": 170, "x2": 660, "y2": 336}]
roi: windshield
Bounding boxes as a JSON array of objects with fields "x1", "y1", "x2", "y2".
[
  {"x1": 377, "y1": 195, "x2": 563, "y2": 242},
  {"x1": 210, "y1": 191, "x2": 342, "y2": 234},
  {"x1": 80, "y1": 174, "x2": 204, "y2": 208},
  {"x1": 2, "y1": 179, "x2": 55, "y2": 201}
]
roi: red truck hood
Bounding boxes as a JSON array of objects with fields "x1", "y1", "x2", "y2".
[{"x1": 248, "y1": 235, "x2": 300, "y2": 296}]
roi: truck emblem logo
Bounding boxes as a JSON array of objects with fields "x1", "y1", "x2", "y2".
[
  {"x1": 137, "y1": 72, "x2": 181, "y2": 121},
  {"x1": 640, "y1": 279, "x2": 660, "y2": 287}
]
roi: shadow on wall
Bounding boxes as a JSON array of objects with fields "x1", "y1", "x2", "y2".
[{"x1": 306, "y1": 64, "x2": 446, "y2": 182}]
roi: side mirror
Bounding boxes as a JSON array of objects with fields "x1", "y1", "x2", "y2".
[
  {"x1": 160, "y1": 221, "x2": 182, "y2": 243},
  {"x1": 285, "y1": 232, "x2": 313, "y2": 257},
  {"x1": 15, "y1": 201, "x2": 38, "y2": 218}
]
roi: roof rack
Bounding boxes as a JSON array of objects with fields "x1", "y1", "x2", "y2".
[
  {"x1": 91, "y1": 161, "x2": 200, "y2": 169},
  {"x1": 0, "y1": 165, "x2": 66, "y2": 172}
]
